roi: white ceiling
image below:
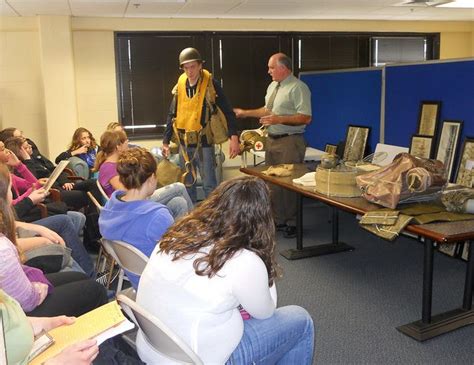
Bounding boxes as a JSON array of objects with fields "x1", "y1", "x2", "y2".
[{"x1": 0, "y1": 0, "x2": 473, "y2": 20}]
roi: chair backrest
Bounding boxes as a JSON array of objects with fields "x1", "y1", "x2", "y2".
[
  {"x1": 101, "y1": 239, "x2": 148, "y2": 276},
  {"x1": 87, "y1": 191, "x2": 103, "y2": 211},
  {"x1": 96, "y1": 179, "x2": 110, "y2": 202},
  {"x1": 117, "y1": 293, "x2": 204, "y2": 365}
]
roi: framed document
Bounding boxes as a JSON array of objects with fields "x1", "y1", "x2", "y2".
[
  {"x1": 435, "y1": 120, "x2": 463, "y2": 182},
  {"x1": 343, "y1": 125, "x2": 370, "y2": 162},
  {"x1": 455, "y1": 136, "x2": 474, "y2": 187},
  {"x1": 324, "y1": 143, "x2": 338, "y2": 155},
  {"x1": 417, "y1": 101, "x2": 441, "y2": 137},
  {"x1": 409, "y1": 134, "x2": 433, "y2": 159}
]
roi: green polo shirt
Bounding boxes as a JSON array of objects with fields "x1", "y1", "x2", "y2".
[{"x1": 265, "y1": 74, "x2": 312, "y2": 136}]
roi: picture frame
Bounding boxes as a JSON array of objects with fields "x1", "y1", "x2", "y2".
[
  {"x1": 409, "y1": 134, "x2": 433, "y2": 159},
  {"x1": 435, "y1": 120, "x2": 463, "y2": 182},
  {"x1": 455, "y1": 136, "x2": 474, "y2": 187},
  {"x1": 417, "y1": 101, "x2": 441, "y2": 137},
  {"x1": 325, "y1": 143, "x2": 338, "y2": 155},
  {"x1": 342, "y1": 125, "x2": 370, "y2": 162}
]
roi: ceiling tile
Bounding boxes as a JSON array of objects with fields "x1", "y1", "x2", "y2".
[
  {"x1": 0, "y1": 0, "x2": 18, "y2": 16},
  {"x1": 7, "y1": 0, "x2": 70, "y2": 16},
  {"x1": 125, "y1": 2, "x2": 185, "y2": 17},
  {"x1": 70, "y1": 2, "x2": 128, "y2": 17}
]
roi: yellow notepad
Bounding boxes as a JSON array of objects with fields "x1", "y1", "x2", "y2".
[{"x1": 29, "y1": 301, "x2": 130, "y2": 365}]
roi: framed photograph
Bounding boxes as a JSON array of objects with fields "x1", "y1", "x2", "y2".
[
  {"x1": 325, "y1": 143, "x2": 338, "y2": 155},
  {"x1": 417, "y1": 101, "x2": 441, "y2": 137},
  {"x1": 455, "y1": 136, "x2": 474, "y2": 187},
  {"x1": 343, "y1": 125, "x2": 370, "y2": 162},
  {"x1": 435, "y1": 120, "x2": 463, "y2": 182},
  {"x1": 409, "y1": 135, "x2": 433, "y2": 159}
]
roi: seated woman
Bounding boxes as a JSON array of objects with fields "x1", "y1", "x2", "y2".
[
  {"x1": 55, "y1": 127, "x2": 98, "y2": 179},
  {"x1": 0, "y1": 289, "x2": 99, "y2": 365},
  {"x1": 0, "y1": 163, "x2": 107, "y2": 317},
  {"x1": 95, "y1": 131, "x2": 192, "y2": 218},
  {"x1": 99, "y1": 147, "x2": 174, "y2": 289},
  {"x1": 136, "y1": 176, "x2": 315, "y2": 364},
  {"x1": 4, "y1": 136, "x2": 89, "y2": 209}
]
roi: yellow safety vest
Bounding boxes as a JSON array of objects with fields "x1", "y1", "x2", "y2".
[{"x1": 175, "y1": 69, "x2": 211, "y2": 132}]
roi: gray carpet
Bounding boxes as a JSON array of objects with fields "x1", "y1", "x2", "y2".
[{"x1": 275, "y1": 202, "x2": 474, "y2": 365}]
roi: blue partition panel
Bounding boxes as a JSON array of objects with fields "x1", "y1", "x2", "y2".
[
  {"x1": 385, "y1": 59, "x2": 474, "y2": 149},
  {"x1": 300, "y1": 69, "x2": 382, "y2": 153}
]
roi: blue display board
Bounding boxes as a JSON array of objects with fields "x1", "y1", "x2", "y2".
[
  {"x1": 300, "y1": 69, "x2": 382, "y2": 154},
  {"x1": 384, "y1": 59, "x2": 474, "y2": 149}
]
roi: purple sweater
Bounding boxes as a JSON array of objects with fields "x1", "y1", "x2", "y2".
[
  {"x1": 0, "y1": 235, "x2": 42, "y2": 312},
  {"x1": 98, "y1": 161, "x2": 118, "y2": 197}
]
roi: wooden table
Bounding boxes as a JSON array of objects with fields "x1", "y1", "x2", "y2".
[{"x1": 241, "y1": 164, "x2": 474, "y2": 341}]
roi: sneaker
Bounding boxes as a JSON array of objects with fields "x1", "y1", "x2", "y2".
[
  {"x1": 283, "y1": 226, "x2": 297, "y2": 239},
  {"x1": 96, "y1": 271, "x2": 110, "y2": 286}
]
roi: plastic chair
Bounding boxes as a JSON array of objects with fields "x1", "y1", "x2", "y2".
[
  {"x1": 96, "y1": 179, "x2": 110, "y2": 203},
  {"x1": 87, "y1": 191, "x2": 103, "y2": 212},
  {"x1": 117, "y1": 292, "x2": 204, "y2": 365},
  {"x1": 101, "y1": 239, "x2": 149, "y2": 292}
]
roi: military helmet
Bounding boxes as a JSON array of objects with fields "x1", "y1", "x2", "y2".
[{"x1": 179, "y1": 47, "x2": 203, "y2": 67}]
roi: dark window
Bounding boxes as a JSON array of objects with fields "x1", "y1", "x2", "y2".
[{"x1": 115, "y1": 31, "x2": 439, "y2": 139}]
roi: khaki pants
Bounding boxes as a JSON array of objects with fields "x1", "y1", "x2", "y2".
[{"x1": 265, "y1": 134, "x2": 306, "y2": 226}]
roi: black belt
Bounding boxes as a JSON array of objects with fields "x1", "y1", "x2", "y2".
[{"x1": 268, "y1": 133, "x2": 302, "y2": 139}]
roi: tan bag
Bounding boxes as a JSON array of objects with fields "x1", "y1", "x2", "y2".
[
  {"x1": 356, "y1": 153, "x2": 446, "y2": 209},
  {"x1": 156, "y1": 158, "x2": 183, "y2": 188},
  {"x1": 206, "y1": 106, "x2": 229, "y2": 144},
  {"x1": 204, "y1": 81, "x2": 228, "y2": 145}
]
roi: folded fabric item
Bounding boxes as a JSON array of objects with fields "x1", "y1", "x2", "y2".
[
  {"x1": 411, "y1": 211, "x2": 474, "y2": 225},
  {"x1": 23, "y1": 245, "x2": 73, "y2": 274},
  {"x1": 360, "y1": 214, "x2": 413, "y2": 241},
  {"x1": 399, "y1": 203, "x2": 446, "y2": 216},
  {"x1": 292, "y1": 172, "x2": 316, "y2": 187},
  {"x1": 262, "y1": 164, "x2": 294, "y2": 177},
  {"x1": 360, "y1": 210, "x2": 399, "y2": 225}
]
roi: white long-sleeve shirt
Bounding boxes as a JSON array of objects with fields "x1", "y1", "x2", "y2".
[{"x1": 136, "y1": 246, "x2": 277, "y2": 365}]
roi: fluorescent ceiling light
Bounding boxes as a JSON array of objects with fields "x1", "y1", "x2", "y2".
[{"x1": 437, "y1": 0, "x2": 474, "y2": 7}]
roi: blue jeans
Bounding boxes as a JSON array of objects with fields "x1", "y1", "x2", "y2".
[
  {"x1": 34, "y1": 215, "x2": 95, "y2": 278},
  {"x1": 180, "y1": 145, "x2": 217, "y2": 203},
  {"x1": 227, "y1": 305, "x2": 314, "y2": 365},
  {"x1": 148, "y1": 182, "x2": 193, "y2": 219},
  {"x1": 66, "y1": 211, "x2": 86, "y2": 236}
]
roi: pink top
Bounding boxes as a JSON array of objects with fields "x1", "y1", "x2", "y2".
[
  {"x1": 11, "y1": 163, "x2": 41, "y2": 205},
  {"x1": 0, "y1": 235, "x2": 43, "y2": 312}
]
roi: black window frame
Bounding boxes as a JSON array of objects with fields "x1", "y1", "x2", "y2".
[{"x1": 115, "y1": 31, "x2": 439, "y2": 140}]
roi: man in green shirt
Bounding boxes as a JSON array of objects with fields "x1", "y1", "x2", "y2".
[{"x1": 234, "y1": 53, "x2": 312, "y2": 238}]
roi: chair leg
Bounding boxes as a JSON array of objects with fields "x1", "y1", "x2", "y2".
[
  {"x1": 106, "y1": 257, "x2": 116, "y2": 289},
  {"x1": 116, "y1": 269, "x2": 124, "y2": 293}
]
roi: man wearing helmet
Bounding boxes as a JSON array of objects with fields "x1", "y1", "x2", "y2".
[{"x1": 162, "y1": 47, "x2": 240, "y2": 202}]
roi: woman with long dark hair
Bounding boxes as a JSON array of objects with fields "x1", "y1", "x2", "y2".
[
  {"x1": 136, "y1": 176, "x2": 314, "y2": 364},
  {"x1": 55, "y1": 127, "x2": 98, "y2": 178}
]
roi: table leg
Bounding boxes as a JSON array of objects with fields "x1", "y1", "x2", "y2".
[
  {"x1": 280, "y1": 196, "x2": 354, "y2": 260},
  {"x1": 397, "y1": 239, "x2": 474, "y2": 341},
  {"x1": 463, "y1": 240, "x2": 473, "y2": 310},
  {"x1": 422, "y1": 238, "x2": 434, "y2": 323}
]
